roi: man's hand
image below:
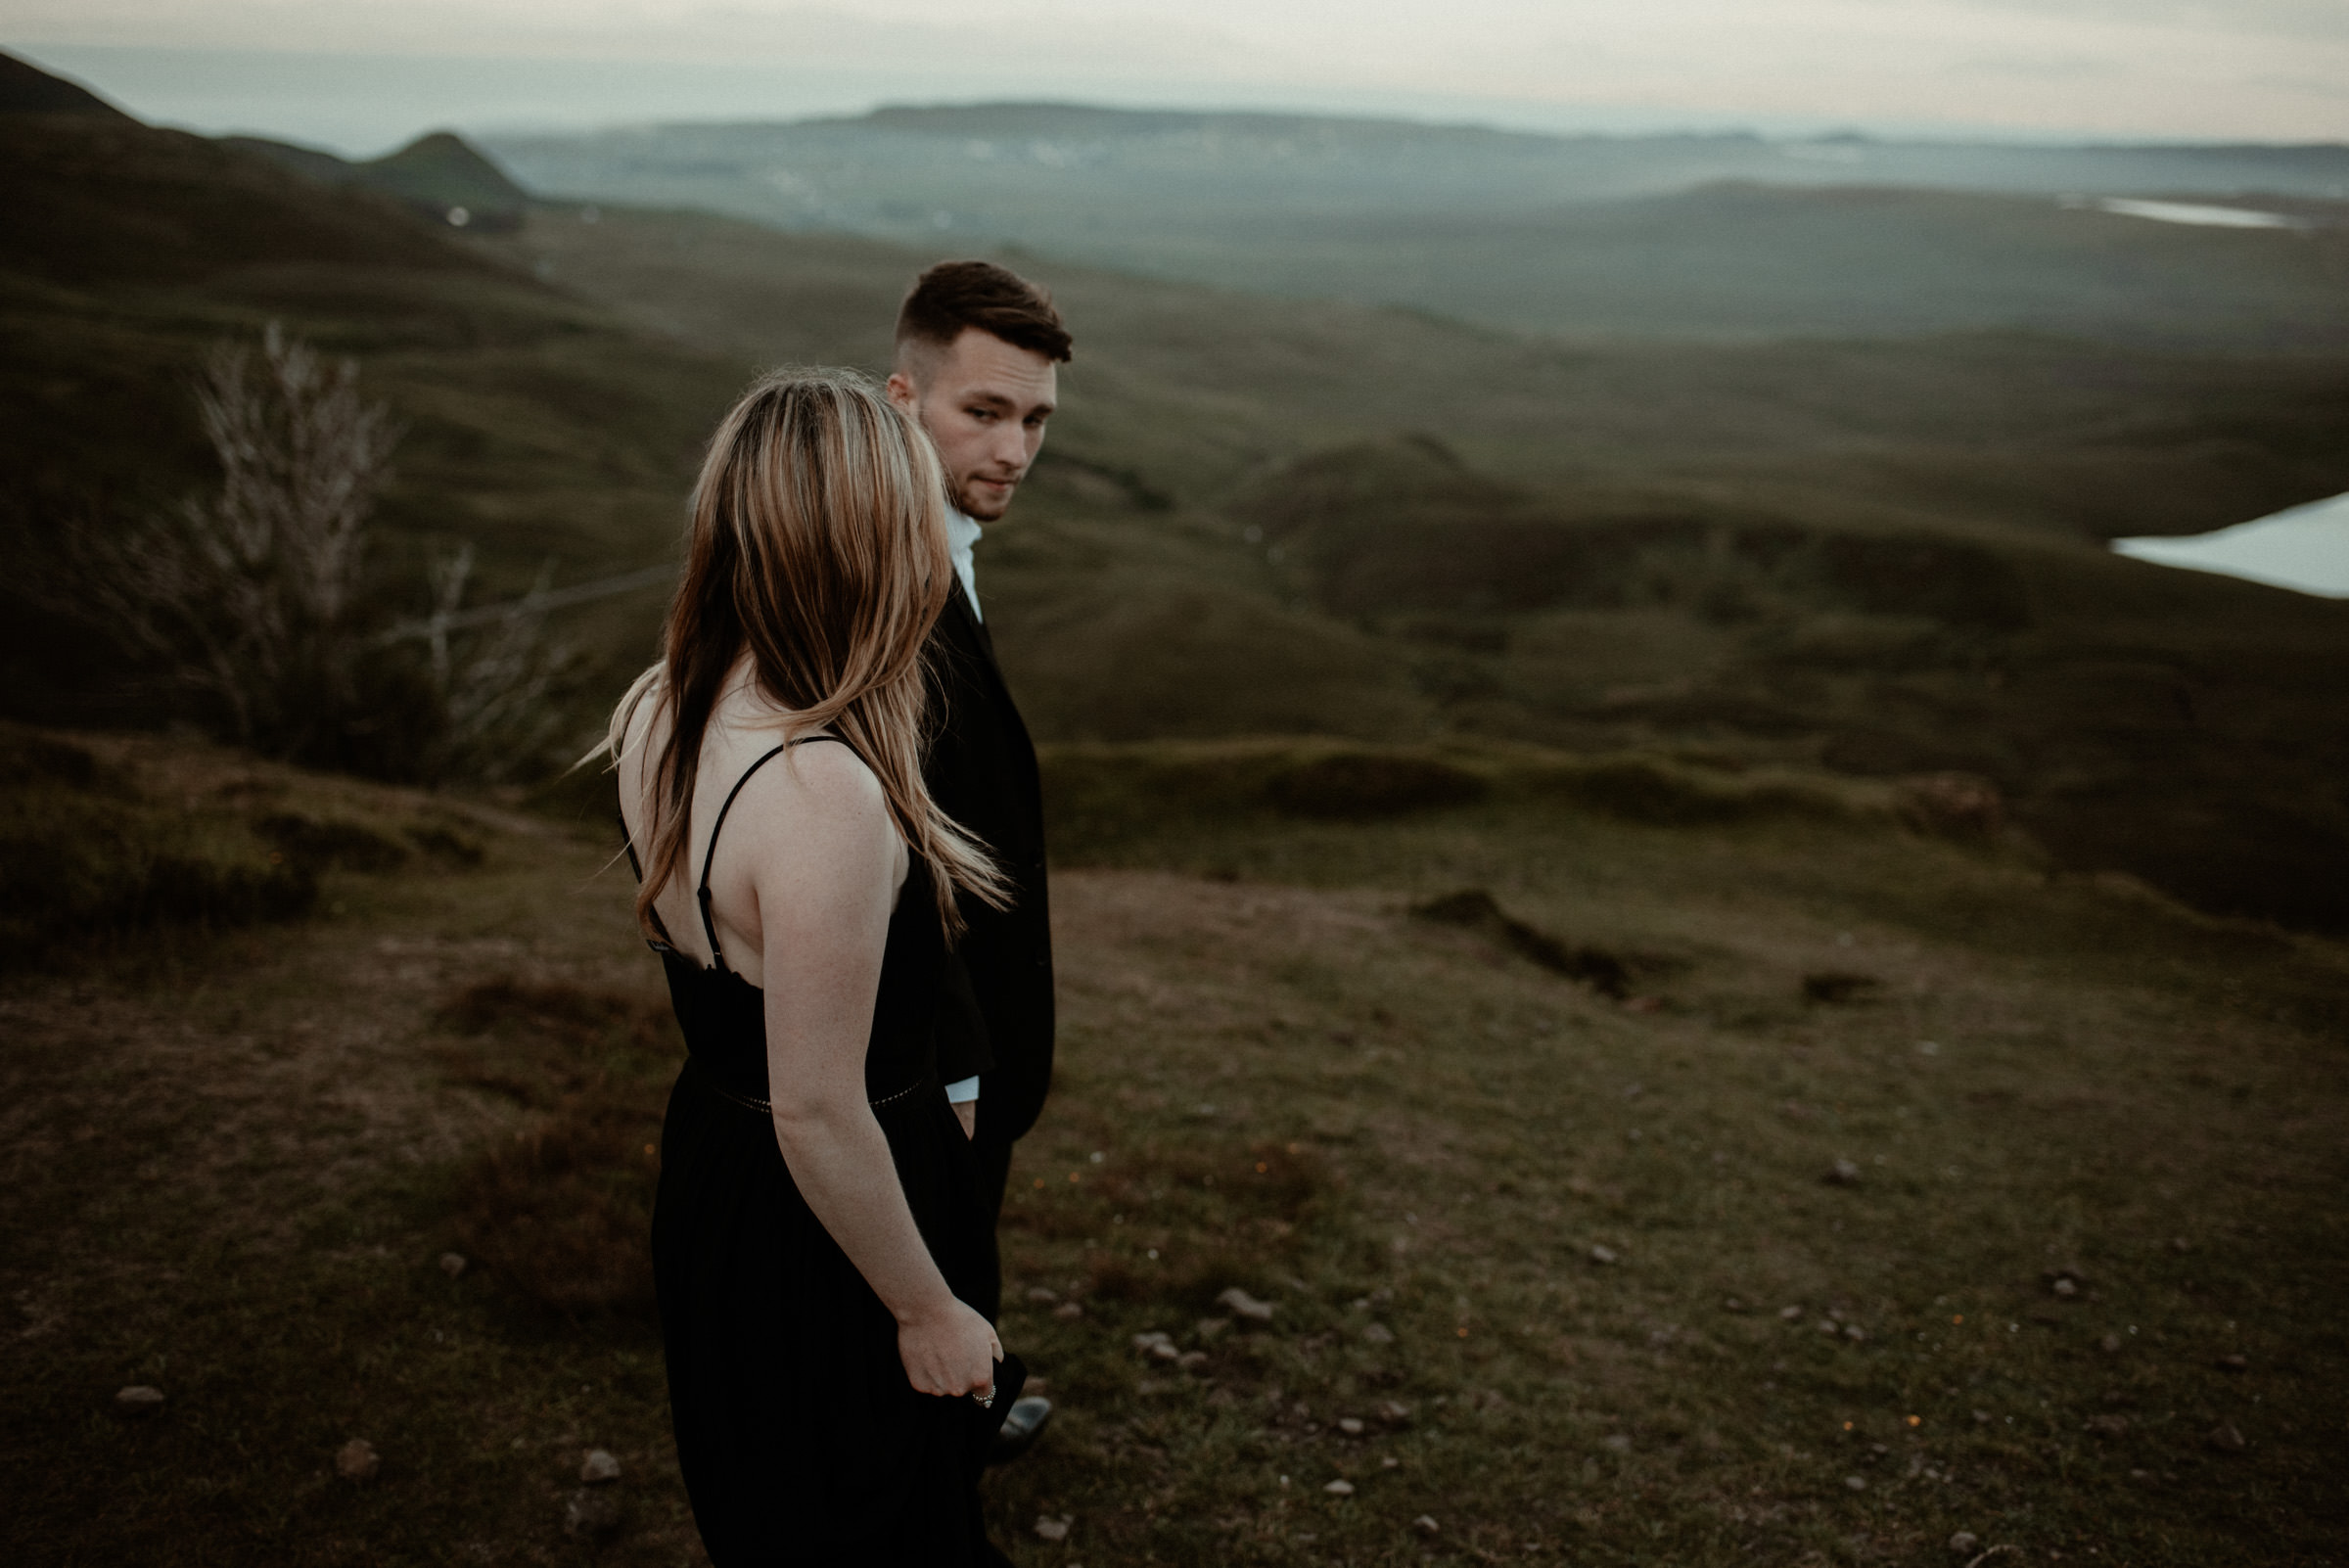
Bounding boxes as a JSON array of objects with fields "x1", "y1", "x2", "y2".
[{"x1": 952, "y1": 1099, "x2": 977, "y2": 1141}]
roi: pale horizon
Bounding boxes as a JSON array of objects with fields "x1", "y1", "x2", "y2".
[{"x1": 7, "y1": 0, "x2": 2347, "y2": 157}]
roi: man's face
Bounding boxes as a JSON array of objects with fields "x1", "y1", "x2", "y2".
[{"x1": 887, "y1": 327, "x2": 1057, "y2": 523}]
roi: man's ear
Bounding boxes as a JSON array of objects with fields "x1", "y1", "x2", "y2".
[{"x1": 884, "y1": 370, "x2": 919, "y2": 413}]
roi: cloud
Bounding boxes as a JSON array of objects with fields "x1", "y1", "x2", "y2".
[{"x1": 10, "y1": 0, "x2": 2346, "y2": 139}]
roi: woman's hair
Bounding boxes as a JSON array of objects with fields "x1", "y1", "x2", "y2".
[{"x1": 604, "y1": 366, "x2": 1006, "y2": 940}]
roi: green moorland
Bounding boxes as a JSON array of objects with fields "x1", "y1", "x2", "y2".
[
  {"x1": 6, "y1": 55, "x2": 2349, "y2": 926},
  {"x1": 483, "y1": 203, "x2": 2349, "y2": 931},
  {"x1": 4, "y1": 70, "x2": 2347, "y2": 1563},
  {"x1": 2, "y1": 725, "x2": 2343, "y2": 1566}
]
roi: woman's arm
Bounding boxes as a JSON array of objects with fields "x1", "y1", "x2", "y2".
[{"x1": 739, "y1": 744, "x2": 999, "y2": 1399}]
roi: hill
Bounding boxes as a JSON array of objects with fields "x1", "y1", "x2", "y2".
[
  {"x1": 0, "y1": 48, "x2": 128, "y2": 117},
  {"x1": 0, "y1": 53, "x2": 746, "y2": 736},
  {"x1": 228, "y1": 129, "x2": 532, "y2": 231},
  {"x1": 3, "y1": 724, "x2": 2343, "y2": 1563},
  {"x1": 486, "y1": 202, "x2": 2349, "y2": 929},
  {"x1": 3, "y1": 51, "x2": 2347, "y2": 929},
  {"x1": 484, "y1": 105, "x2": 2349, "y2": 350}
]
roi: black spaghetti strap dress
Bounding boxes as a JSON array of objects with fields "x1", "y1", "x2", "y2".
[{"x1": 636, "y1": 736, "x2": 1019, "y2": 1565}]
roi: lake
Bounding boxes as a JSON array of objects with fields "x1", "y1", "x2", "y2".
[{"x1": 2111, "y1": 491, "x2": 2349, "y2": 599}]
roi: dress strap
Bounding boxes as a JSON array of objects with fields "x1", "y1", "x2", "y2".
[
  {"x1": 696, "y1": 734, "x2": 854, "y2": 974},
  {"x1": 618, "y1": 818, "x2": 678, "y2": 952}
]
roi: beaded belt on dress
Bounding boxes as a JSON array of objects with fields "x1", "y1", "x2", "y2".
[{"x1": 691, "y1": 1060, "x2": 925, "y2": 1114}]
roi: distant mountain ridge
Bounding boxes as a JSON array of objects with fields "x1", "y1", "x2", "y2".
[
  {"x1": 485, "y1": 103, "x2": 2349, "y2": 350},
  {"x1": 227, "y1": 129, "x2": 531, "y2": 232}
]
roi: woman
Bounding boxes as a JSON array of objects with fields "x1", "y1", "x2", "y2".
[{"x1": 606, "y1": 368, "x2": 1020, "y2": 1563}]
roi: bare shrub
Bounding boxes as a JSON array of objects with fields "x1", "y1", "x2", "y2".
[
  {"x1": 69, "y1": 324, "x2": 394, "y2": 757},
  {"x1": 403, "y1": 543, "x2": 580, "y2": 783},
  {"x1": 62, "y1": 324, "x2": 574, "y2": 781}
]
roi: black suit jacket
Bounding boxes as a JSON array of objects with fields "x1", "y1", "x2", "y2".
[{"x1": 925, "y1": 585, "x2": 1054, "y2": 1150}]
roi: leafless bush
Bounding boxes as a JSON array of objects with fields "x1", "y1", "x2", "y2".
[
  {"x1": 69, "y1": 324, "x2": 393, "y2": 754},
  {"x1": 64, "y1": 324, "x2": 574, "y2": 780},
  {"x1": 407, "y1": 543, "x2": 581, "y2": 783}
]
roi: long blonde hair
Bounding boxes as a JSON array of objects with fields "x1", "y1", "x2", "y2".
[{"x1": 605, "y1": 367, "x2": 1006, "y2": 939}]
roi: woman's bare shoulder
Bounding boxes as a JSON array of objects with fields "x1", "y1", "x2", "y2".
[{"x1": 758, "y1": 734, "x2": 887, "y2": 821}]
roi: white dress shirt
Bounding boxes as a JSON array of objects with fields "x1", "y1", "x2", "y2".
[
  {"x1": 944, "y1": 506, "x2": 983, "y2": 623},
  {"x1": 942, "y1": 503, "x2": 983, "y2": 1107}
]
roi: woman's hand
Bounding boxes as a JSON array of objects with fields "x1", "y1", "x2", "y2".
[{"x1": 897, "y1": 1297, "x2": 1003, "y2": 1399}]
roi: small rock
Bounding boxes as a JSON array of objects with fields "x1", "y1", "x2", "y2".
[
  {"x1": 1027, "y1": 1286, "x2": 1060, "y2": 1305},
  {"x1": 2051, "y1": 1277, "x2": 2078, "y2": 1299},
  {"x1": 1950, "y1": 1531, "x2": 1980, "y2": 1552},
  {"x1": 336, "y1": 1439, "x2": 381, "y2": 1481},
  {"x1": 1176, "y1": 1350, "x2": 1209, "y2": 1369},
  {"x1": 2216, "y1": 1354, "x2": 2247, "y2": 1373},
  {"x1": 1779, "y1": 1305, "x2": 1804, "y2": 1321},
  {"x1": 1413, "y1": 1514, "x2": 1442, "y2": 1536},
  {"x1": 1723, "y1": 1296, "x2": 1745, "y2": 1312},
  {"x1": 1216, "y1": 1286, "x2": 1276, "y2": 1322},
  {"x1": 1972, "y1": 1409, "x2": 1992, "y2": 1424},
  {"x1": 1844, "y1": 1324, "x2": 1866, "y2": 1342},
  {"x1": 1052, "y1": 1301, "x2": 1084, "y2": 1320},
  {"x1": 564, "y1": 1486, "x2": 623, "y2": 1540},
  {"x1": 579, "y1": 1448, "x2": 622, "y2": 1484},
  {"x1": 1338, "y1": 1417, "x2": 1364, "y2": 1435},
  {"x1": 2170, "y1": 1236, "x2": 2190, "y2": 1253},
  {"x1": 1844, "y1": 1474, "x2": 1868, "y2": 1492},
  {"x1": 2100, "y1": 1333, "x2": 2123, "y2": 1354},
  {"x1": 1362, "y1": 1320, "x2": 1396, "y2": 1344},
  {"x1": 1826, "y1": 1159, "x2": 1863, "y2": 1186},
  {"x1": 1034, "y1": 1515, "x2": 1072, "y2": 1542},
  {"x1": 1377, "y1": 1400, "x2": 1413, "y2": 1423},
  {"x1": 1196, "y1": 1317, "x2": 1231, "y2": 1341},
  {"x1": 1589, "y1": 1244, "x2": 1619, "y2": 1266},
  {"x1": 1602, "y1": 1434, "x2": 1632, "y2": 1453},
  {"x1": 115, "y1": 1385, "x2": 165, "y2": 1414},
  {"x1": 1323, "y1": 1479, "x2": 1355, "y2": 1496},
  {"x1": 1382, "y1": 1455, "x2": 1401, "y2": 1469},
  {"x1": 2208, "y1": 1422, "x2": 2247, "y2": 1453},
  {"x1": 438, "y1": 1252, "x2": 468, "y2": 1279},
  {"x1": 1817, "y1": 1318, "x2": 1841, "y2": 1337}
]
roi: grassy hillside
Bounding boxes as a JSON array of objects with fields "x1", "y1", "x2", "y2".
[
  {"x1": 0, "y1": 89, "x2": 746, "y2": 734},
  {"x1": 227, "y1": 129, "x2": 532, "y2": 231},
  {"x1": 483, "y1": 204, "x2": 2349, "y2": 930},
  {"x1": 3, "y1": 728, "x2": 2341, "y2": 1564},
  {"x1": 5, "y1": 56, "x2": 2347, "y2": 927}
]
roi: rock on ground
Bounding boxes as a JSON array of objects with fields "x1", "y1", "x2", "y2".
[{"x1": 1216, "y1": 1286, "x2": 1276, "y2": 1321}]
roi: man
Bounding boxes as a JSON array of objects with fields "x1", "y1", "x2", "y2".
[{"x1": 886, "y1": 260, "x2": 1070, "y2": 1457}]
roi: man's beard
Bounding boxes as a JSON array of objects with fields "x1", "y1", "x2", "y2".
[{"x1": 953, "y1": 476, "x2": 1016, "y2": 522}]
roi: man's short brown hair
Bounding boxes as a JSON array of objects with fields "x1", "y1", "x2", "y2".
[{"x1": 895, "y1": 260, "x2": 1073, "y2": 364}]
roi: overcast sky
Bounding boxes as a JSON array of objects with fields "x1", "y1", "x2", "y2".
[{"x1": 10, "y1": 0, "x2": 2346, "y2": 151}]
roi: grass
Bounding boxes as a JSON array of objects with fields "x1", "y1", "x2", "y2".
[
  {"x1": 3, "y1": 727, "x2": 2342, "y2": 1565},
  {"x1": 10, "y1": 102, "x2": 2349, "y2": 933}
]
